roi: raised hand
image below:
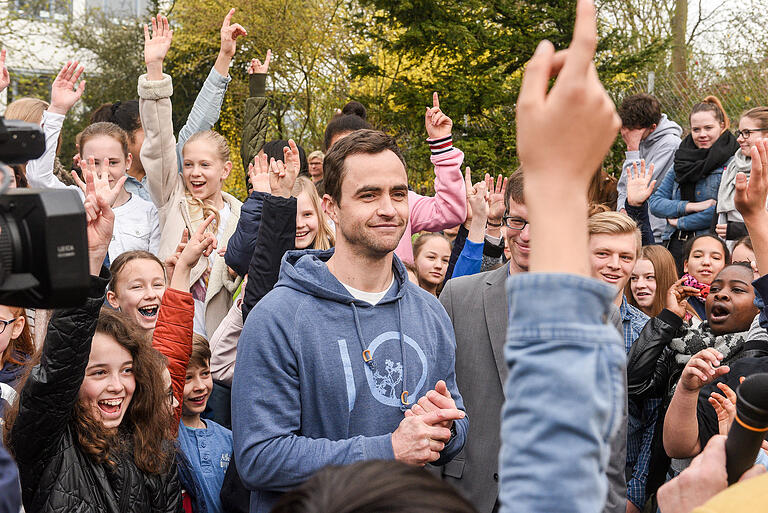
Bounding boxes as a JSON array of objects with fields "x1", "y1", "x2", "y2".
[
  {"x1": 425, "y1": 92, "x2": 452, "y2": 140},
  {"x1": 626, "y1": 160, "x2": 656, "y2": 207},
  {"x1": 679, "y1": 348, "x2": 729, "y2": 392},
  {"x1": 0, "y1": 50, "x2": 9, "y2": 93},
  {"x1": 248, "y1": 49, "x2": 272, "y2": 74},
  {"x1": 709, "y1": 380, "x2": 741, "y2": 435},
  {"x1": 220, "y1": 8, "x2": 247, "y2": 59},
  {"x1": 83, "y1": 191, "x2": 115, "y2": 276},
  {"x1": 144, "y1": 14, "x2": 173, "y2": 80},
  {"x1": 517, "y1": 1, "x2": 619, "y2": 192},
  {"x1": 516, "y1": 0, "x2": 620, "y2": 275},
  {"x1": 665, "y1": 276, "x2": 701, "y2": 319},
  {"x1": 467, "y1": 175, "x2": 489, "y2": 224},
  {"x1": 735, "y1": 139, "x2": 768, "y2": 220},
  {"x1": 269, "y1": 139, "x2": 300, "y2": 198},
  {"x1": 485, "y1": 173, "x2": 507, "y2": 224},
  {"x1": 72, "y1": 156, "x2": 127, "y2": 207},
  {"x1": 248, "y1": 153, "x2": 271, "y2": 194},
  {"x1": 49, "y1": 61, "x2": 85, "y2": 115},
  {"x1": 167, "y1": 214, "x2": 218, "y2": 290}
]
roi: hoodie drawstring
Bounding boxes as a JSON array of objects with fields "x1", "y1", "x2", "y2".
[{"x1": 351, "y1": 300, "x2": 410, "y2": 412}]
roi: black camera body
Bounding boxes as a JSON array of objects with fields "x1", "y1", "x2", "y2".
[{"x1": 0, "y1": 117, "x2": 90, "y2": 308}]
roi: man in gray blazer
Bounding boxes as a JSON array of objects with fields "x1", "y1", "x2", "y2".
[{"x1": 438, "y1": 172, "x2": 628, "y2": 513}]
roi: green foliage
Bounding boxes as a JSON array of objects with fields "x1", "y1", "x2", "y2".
[{"x1": 349, "y1": 0, "x2": 666, "y2": 187}]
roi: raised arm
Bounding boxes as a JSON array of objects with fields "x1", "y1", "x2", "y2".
[
  {"x1": 154, "y1": 214, "x2": 216, "y2": 423},
  {"x1": 408, "y1": 92, "x2": 467, "y2": 234},
  {"x1": 176, "y1": 9, "x2": 246, "y2": 168},
  {"x1": 663, "y1": 349, "x2": 729, "y2": 459},
  {"x1": 240, "y1": 50, "x2": 271, "y2": 181},
  {"x1": 242, "y1": 142, "x2": 300, "y2": 320},
  {"x1": 25, "y1": 61, "x2": 85, "y2": 197},
  {"x1": 451, "y1": 168, "x2": 487, "y2": 279},
  {"x1": 10, "y1": 167, "x2": 114, "y2": 464},
  {"x1": 138, "y1": 14, "x2": 180, "y2": 208},
  {"x1": 735, "y1": 139, "x2": 768, "y2": 275},
  {"x1": 499, "y1": 2, "x2": 628, "y2": 511}
]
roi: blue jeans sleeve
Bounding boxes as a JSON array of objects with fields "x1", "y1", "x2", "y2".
[
  {"x1": 500, "y1": 273, "x2": 626, "y2": 513},
  {"x1": 451, "y1": 240, "x2": 483, "y2": 279},
  {"x1": 676, "y1": 206, "x2": 715, "y2": 232},
  {"x1": 649, "y1": 170, "x2": 687, "y2": 219}
]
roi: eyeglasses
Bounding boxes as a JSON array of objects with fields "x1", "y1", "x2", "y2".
[
  {"x1": 0, "y1": 318, "x2": 19, "y2": 334},
  {"x1": 734, "y1": 128, "x2": 768, "y2": 139},
  {"x1": 502, "y1": 215, "x2": 529, "y2": 231}
]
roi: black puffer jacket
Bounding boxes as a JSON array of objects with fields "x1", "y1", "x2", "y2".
[{"x1": 9, "y1": 270, "x2": 182, "y2": 513}]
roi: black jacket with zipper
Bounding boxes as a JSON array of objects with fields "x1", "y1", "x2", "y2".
[{"x1": 9, "y1": 269, "x2": 182, "y2": 513}]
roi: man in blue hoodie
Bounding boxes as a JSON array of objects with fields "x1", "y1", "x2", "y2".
[
  {"x1": 616, "y1": 94, "x2": 683, "y2": 242},
  {"x1": 232, "y1": 129, "x2": 468, "y2": 513}
]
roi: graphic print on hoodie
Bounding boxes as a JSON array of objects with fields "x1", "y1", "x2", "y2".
[{"x1": 232, "y1": 249, "x2": 468, "y2": 513}]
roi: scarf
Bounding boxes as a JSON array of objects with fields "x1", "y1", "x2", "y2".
[
  {"x1": 674, "y1": 131, "x2": 739, "y2": 201},
  {"x1": 669, "y1": 321, "x2": 750, "y2": 368},
  {"x1": 717, "y1": 148, "x2": 752, "y2": 214}
]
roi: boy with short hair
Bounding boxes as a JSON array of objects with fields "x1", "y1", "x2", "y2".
[{"x1": 178, "y1": 334, "x2": 233, "y2": 513}]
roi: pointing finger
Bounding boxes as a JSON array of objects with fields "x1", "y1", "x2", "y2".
[{"x1": 433, "y1": 91, "x2": 440, "y2": 110}]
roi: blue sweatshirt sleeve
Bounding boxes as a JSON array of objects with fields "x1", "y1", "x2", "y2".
[
  {"x1": 232, "y1": 293, "x2": 394, "y2": 492},
  {"x1": 499, "y1": 273, "x2": 626, "y2": 513},
  {"x1": 451, "y1": 240, "x2": 483, "y2": 279},
  {"x1": 649, "y1": 169, "x2": 687, "y2": 219}
]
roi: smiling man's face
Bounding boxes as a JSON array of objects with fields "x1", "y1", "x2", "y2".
[{"x1": 589, "y1": 232, "x2": 638, "y2": 299}]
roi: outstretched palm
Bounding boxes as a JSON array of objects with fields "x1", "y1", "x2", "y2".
[
  {"x1": 144, "y1": 14, "x2": 173, "y2": 65},
  {"x1": 626, "y1": 160, "x2": 656, "y2": 207}
]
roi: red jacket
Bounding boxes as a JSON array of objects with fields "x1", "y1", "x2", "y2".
[{"x1": 152, "y1": 287, "x2": 194, "y2": 428}]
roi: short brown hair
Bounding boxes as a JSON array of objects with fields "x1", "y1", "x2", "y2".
[
  {"x1": 618, "y1": 94, "x2": 662, "y2": 129},
  {"x1": 504, "y1": 169, "x2": 524, "y2": 211},
  {"x1": 323, "y1": 129, "x2": 406, "y2": 205},
  {"x1": 190, "y1": 334, "x2": 211, "y2": 370}
]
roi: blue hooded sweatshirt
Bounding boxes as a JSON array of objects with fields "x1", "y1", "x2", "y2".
[{"x1": 232, "y1": 249, "x2": 468, "y2": 513}]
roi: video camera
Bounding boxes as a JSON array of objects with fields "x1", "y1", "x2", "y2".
[{"x1": 0, "y1": 116, "x2": 89, "y2": 308}]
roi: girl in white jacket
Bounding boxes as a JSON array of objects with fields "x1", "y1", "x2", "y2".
[{"x1": 76, "y1": 123, "x2": 161, "y2": 263}]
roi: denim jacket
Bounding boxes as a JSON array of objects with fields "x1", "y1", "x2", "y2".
[
  {"x1": 648, "y1": 160, "x2": 730, "y2": 241},
  {"x1": 500, "y1": 273, "x2": 626, "y2": 513}
]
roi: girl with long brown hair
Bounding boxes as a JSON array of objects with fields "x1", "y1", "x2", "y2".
[
  {"x1": 625, "y1": 245, "x2": 679, "y2": 317},
  {"x1": 3, "y1": 181, "x2": 182, "y2": 512}
]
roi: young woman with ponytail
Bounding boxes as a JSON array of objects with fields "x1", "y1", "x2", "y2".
[{"x1": 649, "y1": 96, "x2": 738, "y2": 272}]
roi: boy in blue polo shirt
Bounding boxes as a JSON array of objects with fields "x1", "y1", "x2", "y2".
[{"x1": 178, "y1": 335, "x2": 232, "y2": 513}]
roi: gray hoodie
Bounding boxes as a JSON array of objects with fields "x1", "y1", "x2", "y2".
[{"x1": 616, "y1": 114, "x2": 683, "y2": 242}]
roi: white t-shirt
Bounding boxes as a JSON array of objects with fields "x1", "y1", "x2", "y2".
[
  {"x1": 109, "y1": 193, "x2": 161, "y2": 262},
  {"x1": 340, "y1": 276, "x2": 395, "y2": 306}
]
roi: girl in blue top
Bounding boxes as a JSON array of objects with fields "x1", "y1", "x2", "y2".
[{"x1": 649, "y1": 96, "x2": 739, "y2": 273}]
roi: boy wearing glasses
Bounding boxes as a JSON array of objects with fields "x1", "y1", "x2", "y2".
[{"x1": 616, "y1": 94, "x2": 683, "y2": 243}]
